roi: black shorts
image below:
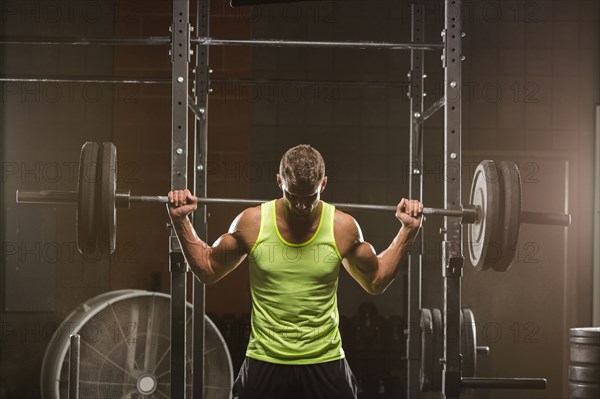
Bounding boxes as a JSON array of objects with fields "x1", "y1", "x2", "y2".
[{"x1": 232, "y1": 357, "x2": 358, "y2": 399}]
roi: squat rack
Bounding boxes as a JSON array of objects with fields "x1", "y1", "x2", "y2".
[
  {"x1": 0, "y1": 1, "x2": 549, "y2": 398},
  {"x1": 176, "y1": 2, "x2": 458, "y2": 397}
]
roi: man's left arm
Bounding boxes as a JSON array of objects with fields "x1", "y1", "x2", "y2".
[{"x1": 339, "y1": 198, "x2": 422, "y2": 295}]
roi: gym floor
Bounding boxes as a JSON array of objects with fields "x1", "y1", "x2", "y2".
[{"x1": 1, "y1": 1, "x2": 599, "y2": 398}]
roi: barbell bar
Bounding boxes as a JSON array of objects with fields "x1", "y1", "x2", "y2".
[
  {"x1": 16, "y1": 190, "x2": 571, "y2": 227},
  {"x1": 15, "y1": 190, "x2": 477, "y2": 219},
  {"x1": 15, "y1": 142, "x2": 571, "y2": 271}
]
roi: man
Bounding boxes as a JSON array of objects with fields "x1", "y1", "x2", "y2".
[{"x1": 168, "y1": 144, "x2": 422, "y2": 399}]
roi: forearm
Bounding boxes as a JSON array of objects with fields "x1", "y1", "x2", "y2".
[
  {"x1": 172, "y1": 216, "x2": 216, "y2": 283},
  {"x1": 374, "y1": 225, "x2": 420, "y2": 292}
]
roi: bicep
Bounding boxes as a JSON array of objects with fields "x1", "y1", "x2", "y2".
[
  {"x1": 336, "y1": 212, "x2": 378, "y2": 283},
  {"x1": 211, "y1": 232, "x2": 247, "y2": 268},
  {"x1": 213, "y1": 207, "x2": 256, "y2": 263},
  {"x1": 341, "y1": 241, "x2": 379, "y2": 292},
  {"x1": 203, "y1": 211, "x2": 253, "y2": 283}
]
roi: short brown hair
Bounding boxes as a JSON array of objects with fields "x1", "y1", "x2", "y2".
[{"x1": 279, "y1": 144, "x2": 325, "y2": 187}]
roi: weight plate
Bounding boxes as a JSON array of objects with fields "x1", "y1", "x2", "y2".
[
  {"x1": 493, "y1": 161, "x2": 522, "y2": 272},
  {"x1": 468, "y1": 160, "x2": 501, "y2": 271},
  {"x1": 461, "y1": 308, "x2": 477, "y2": 378},
  {"x1": 431, "y1": 308, "x2": 443, "y2": 391},
  {"x1": 97, "y1": 142, "x2": 117, "y2": 254},
  {"x1": 569, "y1": 365, "x2": 600, "y2": 383},
  {"x1": 420, "y1": 308, "x2": 434, "y2": 392},
  {"x1": 77, "y1": 142, "x2": 100, "y2": 256}
]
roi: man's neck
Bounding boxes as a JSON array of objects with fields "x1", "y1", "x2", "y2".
[{"x1": 278, "y1": 199, "x2": 322, "y2": 230}]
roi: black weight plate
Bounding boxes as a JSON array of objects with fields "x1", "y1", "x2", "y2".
[
  {"x1": 493, "y1": 161, "x2": 522, "y2": 272},
  {"x1": 461, "y1": 308, "x2": 477, "y2": 378},
  {"x1": 431, "y1": 308, "x2": 443, "y2": 391},
  {"x1": 97, "y1": 142, "x2": 117, "y2": 254},
  {"x1": 468, "y1": 160, "x2": 501, "y2": 271},
  {"x1": 420, "y1": 308, "x2": 434, "y2": 392},
  {"x1": 77, "y1": 142, "x2": 100, "y2": 256}
]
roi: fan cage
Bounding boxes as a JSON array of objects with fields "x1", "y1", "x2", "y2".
[{"x1": 40, "y1": 290, "x2": 233, "y2": 399}]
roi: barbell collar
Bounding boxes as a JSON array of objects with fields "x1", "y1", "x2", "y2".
[
  {"x1": 115, "y1": 189, "x2": 131, "y2": 208},
  {"x1": 476, "y1": 346, "x2": 490, "y2": 355},
  {"x1": 460, "y1": 205, "x2": 479, "y2": 224},
  {"x1": 520, "y1": 211, "x2": 571, "y2": 227},
  {"x1": 461, "y1": 377, "x2": 547, "y2": 390}
]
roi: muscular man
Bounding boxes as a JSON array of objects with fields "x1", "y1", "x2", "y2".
[{"x1": 168, "y1": 144, "x2": 422, "y2": 399}]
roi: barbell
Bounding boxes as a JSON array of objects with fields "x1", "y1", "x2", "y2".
[{"x1": 16, "y1": 142, "x2": 571, "y2": 270}]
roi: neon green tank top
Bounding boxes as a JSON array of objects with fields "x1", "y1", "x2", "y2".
[{"x1": 246, "y1": 199, "x2": 344, "y2": 364}]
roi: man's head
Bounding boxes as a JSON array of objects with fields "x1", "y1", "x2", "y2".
[
  {"x1": 277, "y1": 144, "x2": 327, "y2": 217},
  {"x1": 278, "y1": 144, "x2": 326, "y2": 187}
]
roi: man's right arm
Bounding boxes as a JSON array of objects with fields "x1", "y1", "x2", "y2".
[
  {"x1": 171, "y1": 213, "x2": 249, "y2": 284},
  {"x1": 167, "y1": 189, "x2": 255, "y2": 284}
]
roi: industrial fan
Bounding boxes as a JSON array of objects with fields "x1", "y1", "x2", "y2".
[{"x1": 40, "y1": 290, "x2": 233, "y2": 399}]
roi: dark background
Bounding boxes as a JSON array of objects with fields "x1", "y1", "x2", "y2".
[{"x1": 1, "y1": 0, "x2": 598, "y2": 398}]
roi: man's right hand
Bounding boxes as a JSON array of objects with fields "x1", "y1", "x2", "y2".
[{"x1": 167, "y1": 189, "x2": 198, "y2": 221}]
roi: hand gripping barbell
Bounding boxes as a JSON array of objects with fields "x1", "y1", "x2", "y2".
[{"x1": 16, "y1": 142, "x2": 571, "y2": 270}]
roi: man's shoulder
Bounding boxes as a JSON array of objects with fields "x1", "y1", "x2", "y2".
[
  {"x1": 236, "y1": 205, "x2": 262, "y2": 228},
  {"x1": 332, "y1": 208, "x2": 363, "y2": 257},
  {"x1": 228, "y1": 205, "x2": 262, "y2": 252},
  {"x1": 333, "y1": 208, "x2": 360, "y2": 233}
]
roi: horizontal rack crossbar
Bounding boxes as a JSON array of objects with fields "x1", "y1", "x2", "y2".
[
  {"x1": 1, "y1": 36, "x2": 444, "y2": 50},
  {"x1": 0, "y1": 75, "x2": 170, "y2": 84},
  {"x1": 0, "y1": 76, "x2": 409, "y2": 89},
  {"x1": 0, "y1": 36, "x2": 171, "y2": 45},
  {"x1": 192, "y1": 37, "x2": 444, "y2": 50},
  {"x1": 212, "y1": 78, "x2": 409, "y2": 89}
]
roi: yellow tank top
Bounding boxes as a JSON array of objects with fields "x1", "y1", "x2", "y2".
[{"x1": 246, "y1": 200, "x2": 344, "y2": 364}]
